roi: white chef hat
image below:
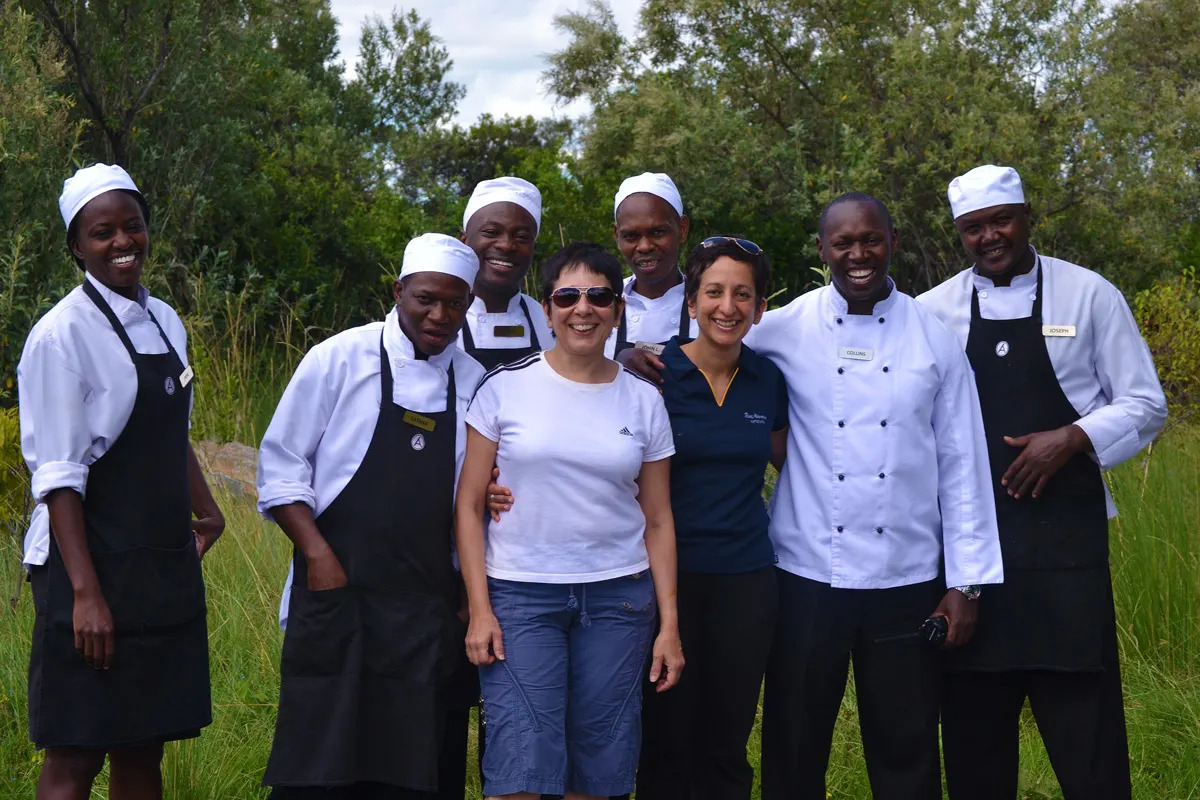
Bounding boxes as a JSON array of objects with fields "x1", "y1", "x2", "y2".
[
  {"x1": 59, "y1": 163, "x2": 142, "y2": 231},
  {"x1": 613, "y1": 172, "x2": 684, "y2": 221},
  {"x1": 947, "y1": 165, "x2": 1026, "y2": 219},
  {"x1": 463, "y1": 177, "x2": 542, "y2": 235},
  {"x1": 400, "y1": 233, "x2": 480, "y2": 288}
]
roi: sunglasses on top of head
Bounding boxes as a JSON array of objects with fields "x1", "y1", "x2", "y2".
[
  {"x1": 549, "y1": 286, "x2": 618, "y2": 309},
  {"x1": 701, "y1": 236, "x2": 763, "y2": 256}
]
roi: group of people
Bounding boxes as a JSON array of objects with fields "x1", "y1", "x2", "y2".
[{"x1": 16, "y1": 160, "x2": 1167, "y2": 800}]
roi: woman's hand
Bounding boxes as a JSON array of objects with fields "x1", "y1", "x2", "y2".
[
  {"x1": 465, "y1": 609, "x2": 505, "y2": 666},
  {"x1": 193, "y1": 507, "x2": 225, "y2": 558},
  {"x1": 306, "y1": 547, "x2": 349, "y2": 591},
  {"x1": 649, "y1": 626, "x2": 685, "y2": 692},
  {"x1": 73, "y1": 589, "x2": 115, "y2": 669},
  {"x1": 486, "y1": 467, "x2": 513, "y2": 522}
]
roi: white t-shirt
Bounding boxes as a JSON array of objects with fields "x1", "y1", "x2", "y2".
[{"x1": 465, "y1": 353, "x2": 675, "y2": 583}]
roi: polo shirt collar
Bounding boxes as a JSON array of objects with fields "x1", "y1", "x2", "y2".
[{"x1": 661, "y1": 335, "x2": 765, "y2": 377}]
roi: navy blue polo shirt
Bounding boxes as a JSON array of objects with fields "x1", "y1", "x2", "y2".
[{"x1": 659, "y1": 336, "x2": 788, "y2": 574}]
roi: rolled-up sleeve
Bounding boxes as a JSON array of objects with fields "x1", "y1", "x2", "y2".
[
  {"x1": 256, "y1": 348, "x2": 334, "y2": 518},
  {"x1": 931, "y1": 341, "x2": 1004, "y2": 588},
  {"x1": 18, "y1": 333, "x2": 92, "y2": 502},
  {"x1": 1072, "y1": 284, "x2": 1168, "y2": 470}
]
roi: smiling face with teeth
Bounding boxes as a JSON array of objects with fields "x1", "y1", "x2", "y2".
[
  {"x1": 953, "y1": 202, "x2": 1034, "y2": 287},
  {"x1": 69, "y1": 190, "x2": 149, "y2": 301},
  {"x1": 817, "y1": 198, "x2": 898, "y2": 315},
  {"x1": 542, "y1": 263, "x2": 624, "y2": 359},
  {"x1": 461, "y1": 201, "x2": 538, "y2": 310},
  {"x1": 614, "y1": 193, "x2": 690, "y2": 299}
]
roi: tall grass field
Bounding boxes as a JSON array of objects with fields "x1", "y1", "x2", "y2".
[{"x1": 2, "y1": 426, "x2": 1198, "y2": 798}]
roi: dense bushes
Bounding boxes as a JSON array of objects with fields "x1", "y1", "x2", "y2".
[{"x1": 1135, "y1": 267, "x2": 1200, "y2": 426}]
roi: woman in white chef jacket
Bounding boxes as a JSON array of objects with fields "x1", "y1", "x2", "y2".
[{"x1": 18, "y1": 164, "x2": 223, "y2": 799}]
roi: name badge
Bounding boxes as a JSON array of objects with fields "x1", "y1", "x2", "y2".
[
  {"x1": 839, "y1": 347, "x2": 874, "y2": 361},
  {"x1": 1042, "y1": 325, "x2": 1076, "y2": 337},
  {"x1": 403, "y1": 410, "x2": 436, "y2": 432},
  {"x1": 493, "y1": 325, "x2": 525, "y2": 338},
  {"x1": 179, "y1": 365, "x2": 194, "y2": 387},
  {"x1": 635, "y1": 341, "x2": 665, "y2": 356}
]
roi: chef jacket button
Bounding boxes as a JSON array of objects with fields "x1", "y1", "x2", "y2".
[
  {"x1": 878, "y1": 473, "x2": 885, "y2": 479},
  {"x1": 880, "y1": 420, "x2": 887, "y2": 427},
  {"x1": 882, "y1": 366, "x2": 889, "y2": 373},
  {"x1": 838, "y1": 420, "x2": 845, "y2": 428},
  {"x1": 836, "y1": 318, "x2": 843, "y2": 324},
  {"x1": 836, "y1": 526, "x2": 844, "y2": 533},
  {"x1": 633, "y1": 315, "x2": 641, "y2": 322},
  {"x1": 876, "y1": 526, "x2": 884, "y2": 534},
  {"x1": 979, "y1": 291, "x2": 988, "y2": 299},
  {"x1": 837, "y1": 473, "x2": 845, "y2": 481},
  {"x1": 1029, "y1": 293, "x2": 1037, "y2": 301},
  {"x1": 480, "y1": 315, "x2": 488, "y2": 323},
  {"x1": 878, "y1": 317, "x2": 886, "y2": 323},
  {"x1": 837, "y1": 367, "x2": 844, "y2": 374}
]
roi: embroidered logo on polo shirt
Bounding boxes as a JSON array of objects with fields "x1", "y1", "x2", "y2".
[
  {"x1": 411, "y1": 433, "x2": 426, "y2": 451},
  {"x1": 744, "y1": 412, "x2": 768, "y2": 425},
  {"x1": 995, "y1": 341, "x2": 1010, "y2": 358},
  {"x1": 618, "y1": 427, "x2": 633, "y2": 437},
  {"x1": 164, "y1": 376, "x2": 176, "y2": 396}
]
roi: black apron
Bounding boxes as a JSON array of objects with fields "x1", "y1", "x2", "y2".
[
  {"x1": 28, "y1": 281, "x2": 209, "y2": 749},
  {"x1": 460, "y1": 297, "x2": 542, "y2": 371},
  {"x1": 264, "y1": 335, "x2": 458, "y2": 791},
  {"x1": 951, "y1": 264, "x2": 1113, "y2": 672},
  {"x1": 614, "y1": 294, "x2": 690, "y2": 355}
]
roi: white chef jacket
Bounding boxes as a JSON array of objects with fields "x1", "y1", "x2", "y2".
[
  {"x1": 17, "y1": 273, "x2": 191, "y2": 567},
  {"x1": 917, "y1": 250, "x2": 1167, "y2": 518},
  {"x1": 257, "y1": 307, "x2": 485, "y2": 628},
  {"x1": 456, "y1": 292, "x2": 554, "y2": 353},
  {"x1": 604, "y1": 275, "x2": 699, "y2": 358},
  {"x1": 748, "y1": 283, "x2": 1004, "y2": 590}
]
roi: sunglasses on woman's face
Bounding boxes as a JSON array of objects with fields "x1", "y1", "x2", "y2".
[
  {"x1": 549, "y1": 286, "x2": 618, "y2": 309},
  {"x1": 701, "y1": 236, "x2": 763, "y2": 256}
]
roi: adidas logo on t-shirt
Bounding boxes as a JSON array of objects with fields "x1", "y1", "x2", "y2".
[{"x1": 618, "y1": 427, "x2": 633, "y2": 437}]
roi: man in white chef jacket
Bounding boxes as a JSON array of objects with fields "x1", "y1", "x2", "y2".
[
  {"x1": 918, "y1": 166, "x2": 1166, "y2": 800},
  {"x1": 750, "y1": 192, "x2": 1004, "y2": 800},
  {"x1": 256, "y1": 234, "x2": 487, "y2": 798}
]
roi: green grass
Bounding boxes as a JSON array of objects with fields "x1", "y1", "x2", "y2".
[{"x1": 1, "y1": 429, "x2": 1197, "y2": 798}]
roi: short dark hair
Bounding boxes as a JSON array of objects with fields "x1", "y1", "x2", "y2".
[
  {"x1": 540, "y1": 242, "x2": 624, "y2": 302},
  {"x1": 817, "y1": 192, "x2": 893, "y2": 237},
  {"x1": 66, "y1": 189, "x2": 151, "y2": 270},
  {"x1": 683, "y1": 237, "x2": 771, "y2": 301}
]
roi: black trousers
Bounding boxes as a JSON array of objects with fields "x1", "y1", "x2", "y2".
[
  {"x1": 637, "y1": 566, "x2": 779, "y2": 800},
  {"x1": 269, "y1": 785, "x2": 434, "y2": 800},
  {"x1": 761, "y1": 570, "x2": 943, "y2": 800},
  {"x1": 941, "y1": 617, "x2": 1131, "y2": 800}
]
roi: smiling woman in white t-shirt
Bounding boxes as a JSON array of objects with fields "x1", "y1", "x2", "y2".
[{"x1": 456, "y1": 242, "x2": 683, "y2": 800}]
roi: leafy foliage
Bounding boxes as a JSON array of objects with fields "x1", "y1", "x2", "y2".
[{"x1": 1134, "y1": 266, "x2": 1200, "y2": 426}]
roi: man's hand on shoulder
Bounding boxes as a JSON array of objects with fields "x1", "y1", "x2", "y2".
[{"x1": 616, "y1": 347, "x2": 665, "y2": 385}]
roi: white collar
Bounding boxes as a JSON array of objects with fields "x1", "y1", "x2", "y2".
[
  {"x1": 468, "y1": 292, "x2": 526, "y2": 317},
  {"x1": 85, "y1": 271, "x2": 148, "y2": 317},
  {"x1": 623, "y1": 273, "x2": 686, "y2": 302},
  {"x1": 825, "y1": 277, "x2": 899, "y2": 317},
  {"x1": 383, "y1": 306, "x2": 456, "y2": 370},
  {"x1": 972, "y1": 246, "x2": 1040, "y2": 290}
]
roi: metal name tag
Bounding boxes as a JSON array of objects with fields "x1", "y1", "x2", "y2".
[
  {"x1": 493, "y1": 325, "x2": 525, "y2": 338},
  {"x1": 403, "y1": 410, "x2": 436, "y2": 432},
  {"x1": 179, "y1": 365, "x2": 195, "y2": 387},
  {"x1": 839, "y1": 347, "x2": 874, "y2": 361},
  {"x1": 635, "y1": 341, "x2": 665, "y2": 356},
  {"x1": 1042, "y1": 325, "x2": 1076, "y2": 337}
]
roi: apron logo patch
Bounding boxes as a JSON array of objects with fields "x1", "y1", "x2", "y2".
[
  {"x1": 164, "y1": 376, "x2": 176, "y2": 395},
  {"x1": 995, "y1": 341, "x2": 1010, "y2": 357},
  {"x1": 410, "y1": 433, "x2": 426, "y2": 451}
]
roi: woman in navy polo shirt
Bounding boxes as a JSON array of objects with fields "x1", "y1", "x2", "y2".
[{"x1": 634, "y1": 236, "x2": 788, "y2": 800}]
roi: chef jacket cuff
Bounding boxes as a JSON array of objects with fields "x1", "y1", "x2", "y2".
[
  {"x1": 30, "y1": 461, "x2": 88, "y2": 504},
  {"x1": 257, "y1": 481, "x2": 317, "y2": 521},
  {"x1": 1074, "y1": 412, "x2": 1139, "y2": 471}
]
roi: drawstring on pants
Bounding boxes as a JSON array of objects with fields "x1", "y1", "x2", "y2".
[{"x1": 566, "y1": 585, "x2": 592, "y2": 629}]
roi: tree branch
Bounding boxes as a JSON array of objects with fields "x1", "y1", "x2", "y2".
[{"x1": 38, "y1": 0, "x2": 112, "y2": 140}]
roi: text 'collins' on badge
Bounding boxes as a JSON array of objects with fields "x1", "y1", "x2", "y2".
[
  {"x1": 839, "y1": 347, "x2": 874, "y2": 361},
  {"x1": 403, "y1": 410, "x2": 436, "y2": 432},
  {"x1": 1042, "y1": 325, "x2": 1076, "y2": 337}
]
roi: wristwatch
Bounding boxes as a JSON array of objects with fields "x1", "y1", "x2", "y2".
[{"x1": 954, "y1": 585, "x2": 982, "y2": 601}]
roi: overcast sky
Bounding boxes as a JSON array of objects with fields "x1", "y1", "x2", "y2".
[{"x1": 327, "y1": 1, "x2": 641, "y2": 125}]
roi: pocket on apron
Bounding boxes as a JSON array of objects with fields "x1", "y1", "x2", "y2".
[
  {"x1": 282, "y1": 585, "x2": 360, "y2": 677},
  {"x1": 89, "y1": 543, "x2": 206, "y2": 633}
]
